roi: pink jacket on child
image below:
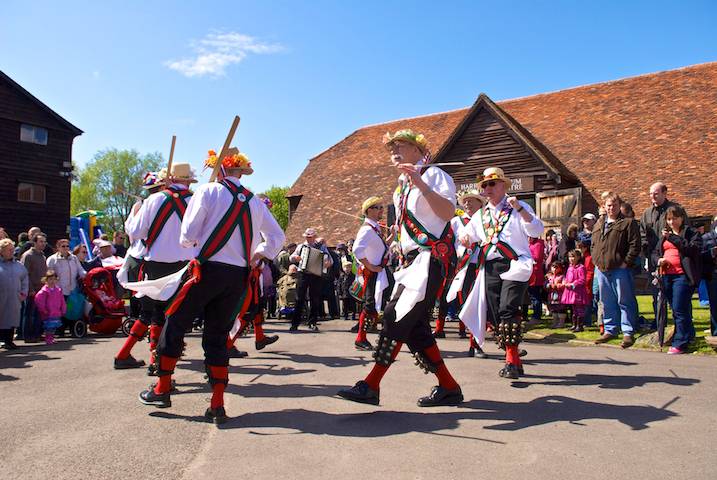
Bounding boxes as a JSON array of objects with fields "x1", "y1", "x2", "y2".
[
  {"x1": 561, "y1": 264, "x2": 589, "y2": 306},
  {"x1": 34, "y1": 285, "x2": 67, "y2": 319}
]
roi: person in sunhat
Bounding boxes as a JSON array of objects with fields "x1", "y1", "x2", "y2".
[
  {"x1": 118, "y1": 163, "x2": 196, "y2": 371},
  {"x1": 138, "y1": 148, "x2": 284, "y2": 425},
  {"x1": 442, "y1": 188, "x2": 489, "y2": 358},
  {"x1": 350, "y1": 195, "x2": 392, "y2": 351},
  {"x1": 338, "y1": 129, "x2": 463, "y2": 407},
  {"x1": 113, "y1": 171, "x2": 167, "y2": 369},
  {"x1": 457, "y1": 167, "x2": 544, "y2": 379},
  {"x1": 289, "y1": 227, "x2": 333, "y2": 331}
]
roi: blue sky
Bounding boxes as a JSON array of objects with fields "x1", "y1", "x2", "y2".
[{"x1": 2, "y1": 0, "x2": 716, "y2": 193}]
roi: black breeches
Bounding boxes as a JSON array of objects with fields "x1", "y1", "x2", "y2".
[
  {"x1": 140, "y1": 260, "x2": 187, "y2": 326},
  {"x1": 157, "y1": 261, "x2": 248, "y2": 366},
  {"x1": 484, "y1": 259, "x2": 528, "y2": 328}
]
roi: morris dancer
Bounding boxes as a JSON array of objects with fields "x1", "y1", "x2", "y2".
[
  {"x1": 116, "y1": 167, "x2": 194, "y2": 370},
  {"x1": 114, "y1": 171, "x2": 166, "y2": 370},
  {"x1": 338, "y1": 129, "x2": 462, "y2": 407},
  {"x1": 458, "y1": 167, "x2": 544, "y2": 379},
  {"x1": 139, "y1": 148, "x2": 284, "y2": 425},
  {"x1": 445, "y1": 189, "x2": 488, "y2": 358},
  {"x1": 351, "y1": 196, "x2": 391, "y2": 351}
]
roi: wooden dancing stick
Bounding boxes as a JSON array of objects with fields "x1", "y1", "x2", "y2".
[
  {"x1": 166, "y1": 135, "x2": 177, "y2": 175},
  {"x1": 209, "y1": 116, "x2": 241, "y2": 182},
  {"x1": 116, "y1": 189, "x2": 143, "y2": 201},
  {"x1": 325, "y1": 206, "x2": 388, "y2": 228}
]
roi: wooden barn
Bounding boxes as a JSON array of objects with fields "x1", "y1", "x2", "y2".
[
  {"x1": 0, "y1": 70, "x2": 82, "y2": 244},
  {"x1": 286, "y1": 62, "x2": 717, "y2": 245}
]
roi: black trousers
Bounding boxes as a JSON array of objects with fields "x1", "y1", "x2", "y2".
[
  {"x1": 157, "y1": 261, "x2": 248, "y2": 366},
  {"x1": 382, "y1": 256, "x2": 443, "y2": 352},
  {"x1": 292, "y1": 272, "x2": 322, "y2": 327},
  {"x1": 125, "y1": 256, "x2": 143, "y2": 319},
  {"x1": 484, "y1": 259, "x2": 528, "y2": 329},
  {"x1": 362, "y1": 271, "x2": 379, "y2": 315},
  {"x1": 140, "y1": 260, "x2": 187, "y2": 326}
]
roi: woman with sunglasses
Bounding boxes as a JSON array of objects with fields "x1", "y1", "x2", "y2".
[{"x1": 46, "y1": 239, "x2": 86, "y2": 299}]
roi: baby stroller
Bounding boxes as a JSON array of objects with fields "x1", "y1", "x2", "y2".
[{"x1": 81, "y1": 267, "x2": 126, "y2": 335}]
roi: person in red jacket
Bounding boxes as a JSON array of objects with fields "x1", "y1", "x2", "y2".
[
  {"x1": 527, "y1": 236, "x2": 546, "y2": 323},
  {"x1": 578, "y1": 241, "x2": 595, "y2": 327}
]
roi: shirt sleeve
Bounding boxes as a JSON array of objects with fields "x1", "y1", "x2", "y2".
[
  {"x1": 125, "y1": 193, "x2": 162, "y2": 241},
  {"x1": 424, "y1": 167, "x2": 457, "y2": 205},
  {"x1": 352, "y1": 226, "x2": 370, "y2": 261},
  {"x1": 252, "y1": 199, "x2": 285, "y2": 261},
  {"x1": 180, "y1": 186, "x2": 210, "y2": 248},
  {"x1": 519, "y1": 201, "x2": 545, "y2": 238},
  {"x1": 462, "y1": 212, "x2": 483, "y2": 244}
]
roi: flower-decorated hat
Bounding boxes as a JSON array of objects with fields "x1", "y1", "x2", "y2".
[
  {"x1": 457, "y1": 188, "x2": 486, "y2": 205},
  {"x1": 478, "y1": 167, "x2": 510, "y2": 188},
  {"x1": 257, "y1": 193, "x2": 273, "y2": 209},
  {"x1": 168, "y1": 163, "x2": 198, "y2": 183},
  {"x1": 205, "y1": 147, "x2": 253, "y2": 175},
  {"x1": 360, "y1": 196, "x2": 383, "y2": 215},
  {"x1": 383, "y1": 129, "x2": 428, "y2": 153},
  {"x1": 142, "y1": 171, "x2": 165, "y2": 190}
]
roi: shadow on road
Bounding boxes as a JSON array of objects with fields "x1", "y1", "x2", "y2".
[
  {"x1": 147, "y1": 394, "x2": 679, "y2": 433},
  {"x1": 0, "y1": 337, "x2": 105, "y2": 381},
  {"x1": 510, "y1": 373, "x2": 699, "y2": 389}
]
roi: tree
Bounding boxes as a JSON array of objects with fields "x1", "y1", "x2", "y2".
[
  {"x1": 71, "y1": 148, "x2": 164, "y2": 233},
  {"x1": 261, "y1": 185, "x2": 290, "y2": 230}
]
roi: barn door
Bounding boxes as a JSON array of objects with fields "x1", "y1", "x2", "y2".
[{"x1": 535, "y1": 187, "x2": 581, "y2": 235}]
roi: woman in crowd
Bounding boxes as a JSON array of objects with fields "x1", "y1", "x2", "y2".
[
  {"x1": 544, "y1": 229, "x2": 558, "y2": 271},
  {"x1": 0, "y1": 238, "x2": 29, "y2": 349},
  {"x1": 528, "y1": 236, "x2": 546, "y2": 323},
  {"x1": 47, "y1": 239, "x2": 86, "y2": 299},
  {"x1": 657, "y1": 205, "x2": 702, "y2": 354},
  {"x1": 558, "y1": 223, "x2": 579, "y2": 265},
  {"x1": 73, "y1": 244, "x2": 101, "y2": 272}
]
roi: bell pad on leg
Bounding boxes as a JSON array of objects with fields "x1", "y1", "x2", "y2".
[
  {"x1": 411, "y1": 350, "x2": 441, "y2": 374},
  {"x1": 205, "y1": 364, "x2": 229, "y2": 386},
  {"x1": 372, "y1": 335, "x2": 398, "y2": 366},
  {"x1": 495, "y1": 320, "x2": 522, "y2": 349}
]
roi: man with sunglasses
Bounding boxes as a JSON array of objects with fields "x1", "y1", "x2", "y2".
[
  {"x1": 458, "y1": 167, "x2": 544, "y2": 379},
  {"x1": 350, "y1": 196, "x2": 391, "y2": 350},
  {"x1": 338, "y1": 129, "x2": 462, "y2": 407}
]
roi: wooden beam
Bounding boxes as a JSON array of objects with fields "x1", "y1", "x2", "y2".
[{"x1": 209, "y1": 116, "x2": 241, "y2": 183}]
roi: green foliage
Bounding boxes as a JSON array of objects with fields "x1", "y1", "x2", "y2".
[
  {"x1": 261, "y1": 185, "x2": 290, "y2": 230},
  {"x1": 71, "y1": 148, "x2": 164, "y2": 232}
]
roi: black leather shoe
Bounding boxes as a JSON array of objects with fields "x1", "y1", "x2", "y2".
[
  {"x1": 114, "y1": 355, "x2": 146, "y2": 369},
  {"x1": 519, "y1": 349, "x2": 528, "y2": 357},
  {"x1": 150, "y1": 380, "x2": 178, "y2": 394},
  {"x1": 308, "y1": 323, "x2": 319, "y2": 332},
  {"x1": 139, "y1": 388, "x2": 171, "y2": 408},
  {"x1": 417, "y1": 385, "x2": 463, "y2": 407},
  {"x1": 350, "y1": 323, "x2": 360, "y2": 333},
  {"x1": 432, "y1": 330, "x2": 446, "y2": 339},
  {"x1": 473, "y1": 346, "x2": 488, "y2": 359},
  {"x1": 228, "y1": 346, "x2": 249, "y2": 358},
  {"x1": 1, "y1": 341, "x2": 18, "y2": 350},
  {"x1": 517, "y1": 364, "x2": 525, "y2": 376},
  {"x1": 147, "y1": 363, "x2": 157, "y2": 376},
  {"x1": 205, "y1": 406, "x2": 228, "y2": 425},
  {"x1": 467, "y1": 347, "x2": 475, "y2": 357},
  {"x1": 498, "y1": 363, "x2": 520, "y2": 379},
  {"x1": 289, "y1": 325, "x2": 299, "y2": 332},
  {"x1": 354, "y1": 340, "x2": 373, "y2": 351},
  {"x1": 255, "y1": 335, "x2": 279, "y2": 350},
  {"x1": 337, "y1": 380, "x2": 379, "y2": 405}
]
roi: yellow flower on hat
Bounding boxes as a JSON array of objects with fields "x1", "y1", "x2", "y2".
[{"x1": 383, "y1": 129, "x2": 428, "y2": 152}]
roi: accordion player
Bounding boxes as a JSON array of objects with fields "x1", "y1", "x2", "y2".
[{"x1": 298, "y1": 244, "x2": 326, "y2": 277}]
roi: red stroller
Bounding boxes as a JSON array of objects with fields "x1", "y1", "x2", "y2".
[{"x1": 82, "y1": 267, "x2": 126, "y2": 335}]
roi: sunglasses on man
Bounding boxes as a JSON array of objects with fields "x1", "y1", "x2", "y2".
[{"x1": 368, "y1": 205, "x2": 384, "y2": 210}]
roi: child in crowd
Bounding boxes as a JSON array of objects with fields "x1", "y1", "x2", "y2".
[
  {"x1": 546, "y1": 261, "x2": 566, "y2": 327},
  {"x1": 578, "y1": 241, "x2": 595, "y2": 327},
  {"x1": 338, "y1": 260, "x2": 356, "y2": 320},
  {"x1": 34, "y1": 269, "x2": 66, "y2": 345},
  {"x1": 562, "y1": 249, "x2": 589, "y2": 332}
]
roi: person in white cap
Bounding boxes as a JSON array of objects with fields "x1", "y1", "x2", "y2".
[
  {"x1": 289, "y1": 228, "x2": 332, "y2": 331},
  {"x1": 457, "y1": 167, "x2": 544, "y2": 379},
  {"x1": 577, "y1": 213, "x2": 597, "y2": 247}
]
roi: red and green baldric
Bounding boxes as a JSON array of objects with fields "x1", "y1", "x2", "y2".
[
  {"x1": 144, "y1": 186, "x2": 193, "y2": 251},
  {"x1": 166, "y1": 180, "x2": 254, "y2": 317}
]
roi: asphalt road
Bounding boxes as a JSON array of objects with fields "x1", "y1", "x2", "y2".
[{"x1": 2, "y1": 319, "x2": 715, "y2": 480}]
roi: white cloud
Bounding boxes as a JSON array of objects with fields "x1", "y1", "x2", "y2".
[{"x1": 165, "y1": 31, "x2": 283, "y2": 78}]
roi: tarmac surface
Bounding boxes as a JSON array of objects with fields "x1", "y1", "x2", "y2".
[{"x1": 1, "y1": 318, "x2": 715, "y2": 480}]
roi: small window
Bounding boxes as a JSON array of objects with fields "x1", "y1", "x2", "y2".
[
  {"x1": 18, "y1": 183, "x2": 46, "y2": 204},
  {"x1": 20, "y1": 124, "x2": 48, "y2": 145}
]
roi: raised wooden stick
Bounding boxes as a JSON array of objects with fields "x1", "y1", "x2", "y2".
[
  {"x1": 166, "y1": 135, "x2": 176, "y2": 175},
  {"x1": 326, "y1": 206, "x2": 388, "y2": 228},
  {"x1": 116, "y1": 189, "x2": 142, "y2": 201},
  {"x1": 209, "y1": 116, "x2": 241, "y2": 182}
]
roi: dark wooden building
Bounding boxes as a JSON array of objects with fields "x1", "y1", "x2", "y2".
[
  {"x1": 286, "y1": 62, "x2": 717, "y2": 245},
  {"x1": 0, "y1": 70, "x2": 82, "y2": 244}
]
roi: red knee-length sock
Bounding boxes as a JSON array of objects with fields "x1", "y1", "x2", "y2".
[
  {"x1": 506, "y1": 345, "x2": 519, "y2": 365},
  {"x1": 355, "y1": 311, "x2": 367, "y2": 343},
  {"x1": 253, "y1": 314, "x2": 265, "y2": 342},
  {"x1": 208, "y1": 365, "x2": 228, "y2": 408},
  {"x1": 469, "y1": 333, "x2": 479, "y2": 349},
  {"x1": 238, "y1": 317, "x2": 249, "y2": 335},
  {"x1": 423, "y1": 343, "x2": 459, "y2": 390},
  {"x1": 116, "y1": 322, "x2": 148, "y2": 360},
  {"x1": 435, "y1": 316, "x2": 445, "y2": 333},
  {"x1": 149, "y1": 325, "x2": 162, "y2": 364},
  {"x1": 458, "y1": 320, "x2": 466, "y2": 334},
  {"x1": 153, "y1": 356, "x2": 178, "y2": 394},
  {"x1": 364, "y1": 341, "x2": 403, "y2": 391}
]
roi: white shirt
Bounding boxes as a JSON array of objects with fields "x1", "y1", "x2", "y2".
[
  {"x1": 46, "y1": 253, "x2": 85, "y2": 295},
  {"x1": 462, "y1": 196, "x2": 544, "y2": 262},
  {"x1": 125, "y1": 184, "x2": 195, "y2": 262},
  {"x1": 393, "y1": 166, "x2": 456, "y2": 255},
  {"x1": 124, "y1": 201, "x2": 147, "y2": 259},
  {"x1": 180, "y1": 177, "x2": 285, "y2": 267},
  {"x1": 352, "y1": 218, "x2": 387, "y2": 267}
]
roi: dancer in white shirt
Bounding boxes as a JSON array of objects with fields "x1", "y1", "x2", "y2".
[{"x1": 139, "y1": 148, "x2": 285, "y2": 425}]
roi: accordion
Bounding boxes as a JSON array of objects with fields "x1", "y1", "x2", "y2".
[{"x1": 298, "y1": 245, "x2": 325, "y2": 277}]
